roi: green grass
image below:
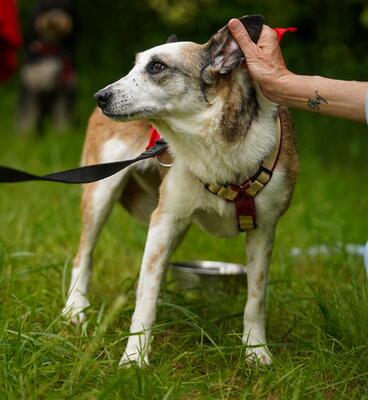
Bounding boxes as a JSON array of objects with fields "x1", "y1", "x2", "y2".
[{"x1": 0, "y1": 87, "x2": 368, "y2": 399}]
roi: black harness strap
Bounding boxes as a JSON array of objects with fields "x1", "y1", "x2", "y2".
[{"x1": 0, "y1": 139, "x2": 168, "y2": 184}]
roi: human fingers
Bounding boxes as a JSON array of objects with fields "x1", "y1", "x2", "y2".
[
  {"x1": 257, "y1": 25, "x2": 279, "y2": 50},
  {"x1": 228, "y1": 18, "x2": 257, "y2": 56}
]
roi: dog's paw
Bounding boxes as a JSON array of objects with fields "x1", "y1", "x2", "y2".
[
  {"x1": 62, "y1": 294, "x2": 90, "y2": 325},
  {"x1": 118, "y1": 349, "x2": 149, "y2": 368},
  {"x1": 245, "y1": 345, "x2": 272, "y2": 366},
  {"x1": 242, "y1": 332, "x2": 272, "y2": 366}
]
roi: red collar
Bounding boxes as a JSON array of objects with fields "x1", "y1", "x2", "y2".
[{"x1": 146, "y1": 127, "x2": 162, "y2": 150}]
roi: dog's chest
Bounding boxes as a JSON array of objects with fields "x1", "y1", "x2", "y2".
[
  {"x1": 193, "y1": 205, "x2": 240, "y2": 237},
  {"x1": 164, "y1": 116, "x2": 281, "y2": 237},
  {"x1": 172, "y1": 171, "x2": 241, "y2": 237}
]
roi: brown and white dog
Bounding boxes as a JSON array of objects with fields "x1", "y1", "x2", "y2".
[{"x1": 62, "y1": 16, "x2": 298, "y2": 366}]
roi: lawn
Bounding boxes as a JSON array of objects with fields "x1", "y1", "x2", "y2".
[{"x1": 0, "y1": 86, "x2": 368, "y2": 399}]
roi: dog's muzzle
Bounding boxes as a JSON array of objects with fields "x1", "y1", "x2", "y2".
[{"x1": 94, "y1": 88, "x2": 112, "y2": 110}]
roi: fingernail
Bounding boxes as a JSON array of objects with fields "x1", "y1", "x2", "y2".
[{"x1": 229, "y1": 19, "x2": 242, "y2": 31}]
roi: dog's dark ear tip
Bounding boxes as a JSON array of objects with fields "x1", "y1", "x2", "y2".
[
  {"x1": 166, "y1": 34, "x2": 178, "y2": 44},
  {"x1": 237, "y1": 14, "x2": 266, "y2": 44},
  {"x1": 239, "y1": 14, "x2": 266, "y2": 24}
]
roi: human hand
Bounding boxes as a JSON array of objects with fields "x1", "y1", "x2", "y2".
[{"x1": 228, "y1": 19, "x2": 293, "y2": 102}]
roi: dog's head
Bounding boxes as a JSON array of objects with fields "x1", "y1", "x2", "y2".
[
  {"x1": 95, "y1": 16, "x2": 264, "y2": 126},
  {"x1": 31, "y1": 0, "x2": 75, "y2": 44},
  {"x1": 34, "y1": 9, "x2": 73, "y2": 43}
]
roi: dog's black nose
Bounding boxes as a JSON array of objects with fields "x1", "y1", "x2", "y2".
[{"x1": 94, "y1": 89, "x2": 112, "y2": 108}]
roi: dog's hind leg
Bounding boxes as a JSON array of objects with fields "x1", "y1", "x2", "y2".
[
  {"x1": 52, "y1": 91, "x2": 73, "y2": 132},
  {"x1": 62, "y1": 171, "x2": 129, "y2": 324},
  {"x1": 17, "y1": 90, "x2": 41, "y2": 134},
  {"x1": 242, "y1": 225, "x2": 275, "y2": 365}
]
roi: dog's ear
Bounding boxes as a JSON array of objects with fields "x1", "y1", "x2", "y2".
[
  {"x1": 202, "y1": 15, "x2": 265, "y2": 84},
  {"x1": 166, "y1": 34, "x2": 178, "y2": 43}
]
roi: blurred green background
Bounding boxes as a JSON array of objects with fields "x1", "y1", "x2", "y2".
[{"x1": 11, "y1": 0, "x2": 368, "y2": 122}]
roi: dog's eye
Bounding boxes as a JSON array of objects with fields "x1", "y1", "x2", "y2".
[{"x1": 148, "y1": 61, "x2": 167, "y2": 74}]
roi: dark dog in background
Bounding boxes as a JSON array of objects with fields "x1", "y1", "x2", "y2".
[{"x1": 17, "y1": 0, "x2": 77, "y2": 134}]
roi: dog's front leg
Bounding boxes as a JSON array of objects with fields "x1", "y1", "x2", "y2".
[
  {"x1": 119, "y1": 207, "x2": 190, "y2": 367},
  {"x1": 243, "y1": 225, "x2": 275, "y2": 365},
  {"x1": 62, "y1": 171, "x2": 128, "y2": 324}
]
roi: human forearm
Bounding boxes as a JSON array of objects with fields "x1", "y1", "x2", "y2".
[
  {"x1": 228, "y1": 19, "x2": 368, "y2": 124},
  {"x1": 265, "y1": 73, "x2": 368, "y2": 122}
]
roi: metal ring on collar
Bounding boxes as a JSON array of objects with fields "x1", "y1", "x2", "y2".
[{"x1": 156, "y1": 154, "x2": 173, "y2": 168}]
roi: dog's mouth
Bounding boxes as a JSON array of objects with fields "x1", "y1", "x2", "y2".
[{"x1": 102, "y1": 108, "x2": 159, "y2": 122}]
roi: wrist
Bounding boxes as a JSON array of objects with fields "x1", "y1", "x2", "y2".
[{"x1": 262, "y1": 70, "x2": 296, "y2": 104}]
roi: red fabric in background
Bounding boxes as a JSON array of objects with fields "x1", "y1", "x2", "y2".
[
  {"x1": 0, "y1": 0, "x2": 22, "y2": 82},
  {"x1": 273, "y1": 27, "x2": 298, "y2": 41}
]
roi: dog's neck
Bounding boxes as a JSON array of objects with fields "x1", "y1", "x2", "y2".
[{"x1": 153, "y1": 70, "x2": 279, "y2": 185}]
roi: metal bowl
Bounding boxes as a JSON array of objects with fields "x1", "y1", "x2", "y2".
[{"x1": 170, "y1": 260, "x2": 247, "y2": 293}]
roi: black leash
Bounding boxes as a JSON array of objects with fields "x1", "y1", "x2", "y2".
[{"x1": 0, "y1": 139, "x2": 168, "y2": 184}]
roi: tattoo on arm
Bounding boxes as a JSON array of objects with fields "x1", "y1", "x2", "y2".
[{"x1": 307, "y1": 90, "x2": 328, "y2": 110}]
